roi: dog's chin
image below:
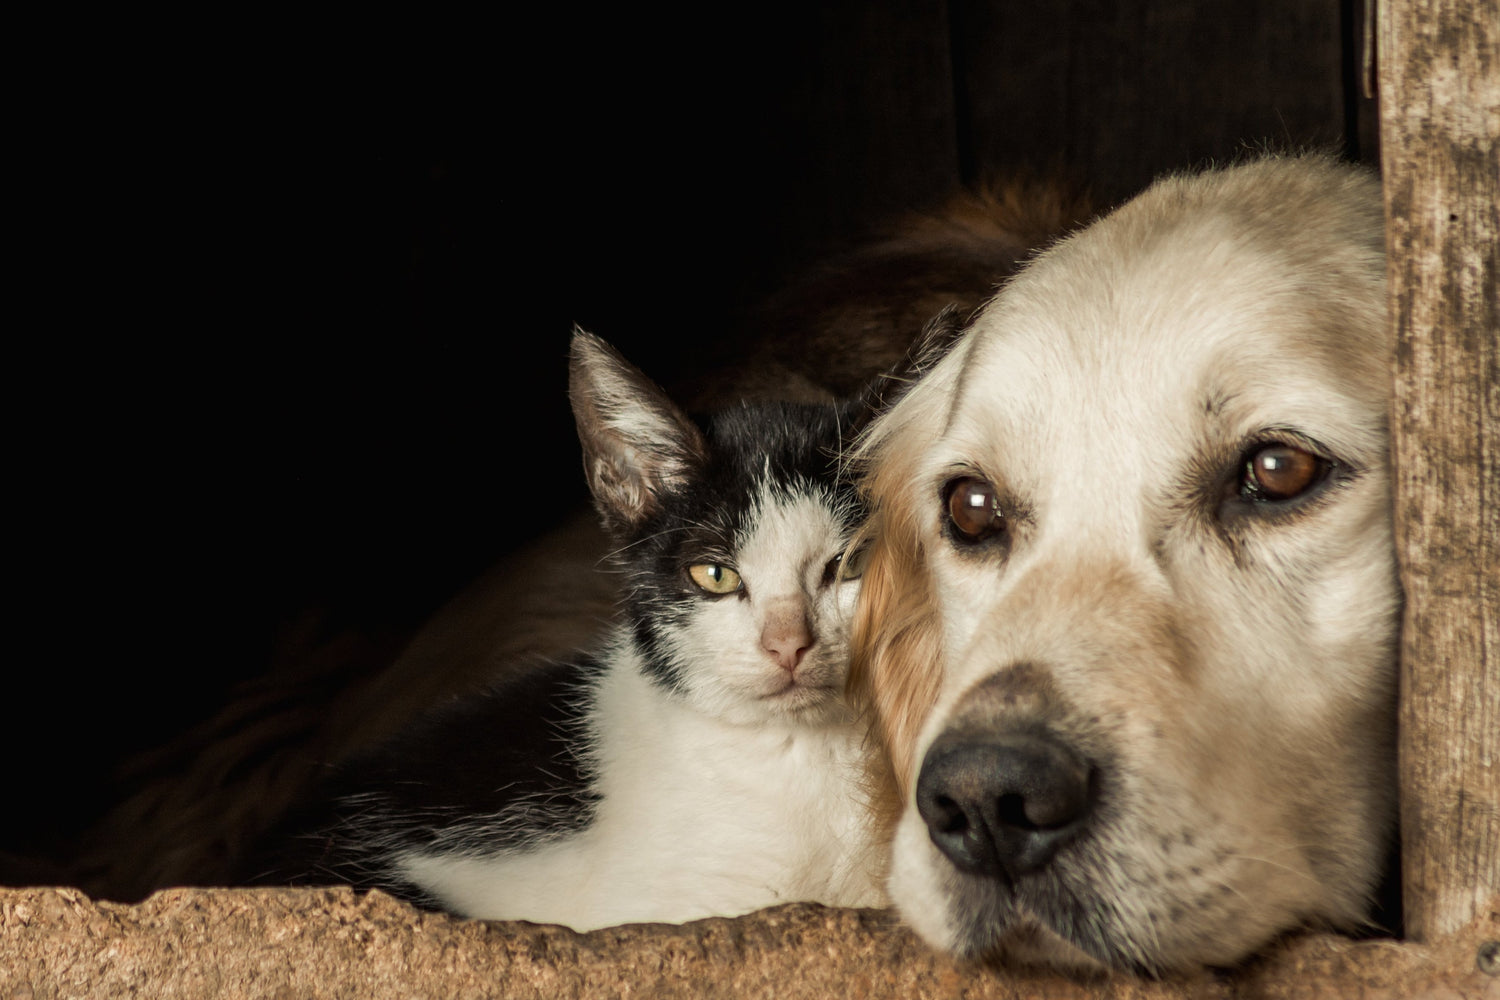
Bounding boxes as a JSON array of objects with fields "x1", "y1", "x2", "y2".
[
  {"x1": 889, "y1": 819, "x2": 1107, "y2": 973},
  {"x1": 887, "y1": 807, "x2": 1303, "y2": 976},
  {"x1": 986, "y1": 922, "x2": 1111, "y2": 976}
]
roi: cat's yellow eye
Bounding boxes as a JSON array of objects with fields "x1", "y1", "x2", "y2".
[
  {"x1": 841, "y1": 543, "x2": 871, "y2": 580},
  {"x1": 823, "y1": 544, "x2": 870, "y2": 585},
  {"x1": 688, "y1": 562, "x2": 742, "y2": 595}
]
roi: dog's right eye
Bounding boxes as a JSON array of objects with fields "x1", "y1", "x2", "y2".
[
  {"x1": 1239, "y1": 444, "x2": 1329, "y2": 503},
  {"x1": 946, "y1": 476, "x2": 1007, "y2": 542}
]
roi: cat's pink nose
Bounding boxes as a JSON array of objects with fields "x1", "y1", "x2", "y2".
[{"x1": 762, "y1": 605, "x2": 814, "y2": 674}]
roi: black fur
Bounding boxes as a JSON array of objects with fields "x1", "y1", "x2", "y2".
[{"x1": 246, "y1": 656, "x2": 602, "y2": 903}]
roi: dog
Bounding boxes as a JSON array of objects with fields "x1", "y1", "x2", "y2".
[{"x1": 849, "y1": 154, "x2": 1397, "y2": 974}]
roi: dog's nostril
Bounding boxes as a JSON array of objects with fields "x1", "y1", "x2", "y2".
[
  {"x1": 930, "y1": 795, "x2": 970, "y2": 835},
  {"x1": 995, "y1": 792, "x2": 1032, "y2": 829},
  {"x1": 1009, "y1": 767, "x2": 1093, "y2": 831},
  {"x1": 916, "y1": 731, "x2": 1095, "y2": 880}
]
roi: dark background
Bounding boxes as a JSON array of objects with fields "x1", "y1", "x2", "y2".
[{"x1": 10, "y1": 1, "x2": 1377, "y2": 875}]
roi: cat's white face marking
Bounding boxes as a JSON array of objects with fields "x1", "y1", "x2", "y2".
[{"x1": 668, "y1": 478, "x2": 862, "y2": 728}]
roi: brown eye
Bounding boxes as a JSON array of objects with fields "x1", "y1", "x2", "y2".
[
  {"x1": 1242, "y1": 444, "x2": 1326, "y2": 501},
  {"x1": 946, "y1": 476, "x2": 1006, "y2": 541}
]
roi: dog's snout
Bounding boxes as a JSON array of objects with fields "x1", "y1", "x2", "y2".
[{"x1": 916, "y1": 731, "x2": 1095, "y2": 880}]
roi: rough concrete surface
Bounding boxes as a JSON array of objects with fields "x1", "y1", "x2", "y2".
[{"x1": 3, "y1": 887, "x2": 1496, "y2": 1000}]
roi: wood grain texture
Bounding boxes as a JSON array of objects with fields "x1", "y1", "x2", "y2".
[
  {"x1": 950, "y1": 0, "x2": 1355, "y2": 203},
  {"x1": 1378, "y1": 0, "x2": 1500, "y2": 942}
]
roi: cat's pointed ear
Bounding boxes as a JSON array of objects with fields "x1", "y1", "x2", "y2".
[{"x1": 569, "y1": 328, "x2": 707, "y2": 533}]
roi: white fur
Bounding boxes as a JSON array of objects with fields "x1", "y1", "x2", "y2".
[{"x1": 399, "y1": 646, "x2": 881, "y2": 928}]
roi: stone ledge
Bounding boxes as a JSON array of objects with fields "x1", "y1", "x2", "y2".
[{"x1": 2, "y1": 887, "x2": 1496, "y2": 1000}]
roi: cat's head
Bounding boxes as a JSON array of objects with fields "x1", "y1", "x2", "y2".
[{"x1": 569, "y1": 328, "x2": 869, "y2": 727}]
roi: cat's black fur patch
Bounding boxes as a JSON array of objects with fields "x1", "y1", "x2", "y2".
[
  {"x1": 248, "y1": 654, "x2": 602, "y2": 903},
  {"x1": 621, "y1": 399, "x2": 864, "y2": 693}
]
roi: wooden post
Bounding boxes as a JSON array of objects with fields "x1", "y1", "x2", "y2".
[{"x1": 1377, "y1": 0, "x2": 1500, "y2": 942}]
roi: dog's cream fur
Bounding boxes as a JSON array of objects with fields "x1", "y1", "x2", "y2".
[{"x1": 850, "y1": 155, "x2": 1398, "y2": 973}]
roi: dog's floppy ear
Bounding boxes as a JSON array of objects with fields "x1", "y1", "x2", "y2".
[
  {"x1": 568, "y1": 327, "x2": 707, "y2": 535},
  {"x1": 848, "y1": 460, "x2": 948, "y2": 809},
  {"x1": 853, "y1": 305, "x2": 971, "y2": 435},
  {"x1": 845, "y1": 307, "x2": 967, "y2": 810}
]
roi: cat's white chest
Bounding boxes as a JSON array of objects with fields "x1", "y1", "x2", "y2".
[{"x1": 395, "y1": 659, "x2": 885, "y2": 930}]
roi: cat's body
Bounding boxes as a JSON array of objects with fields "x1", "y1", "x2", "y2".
[
  {"x1": 258, "y1": 331, "x2": 885, "y2": 928},
  {"x1": 356, "y1": 641, "x2": 880, "y2": 927}
]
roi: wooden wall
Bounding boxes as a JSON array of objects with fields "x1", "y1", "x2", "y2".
[{"x1": 1379, "y1": 0, "x2": 1498, "y2": 941}]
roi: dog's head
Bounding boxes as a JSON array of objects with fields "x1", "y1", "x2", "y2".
[{"x1": 850, "y1": 155, "x2": 1397, "y2": 973}]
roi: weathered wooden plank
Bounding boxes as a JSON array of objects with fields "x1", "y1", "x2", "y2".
[
  {"x1": 1378, "y1": 0, "x2": 1500, "y2": 942},
  {"x1": 951, "y1": 0, "x2": 1353, "y2": 202},
  {"x1": 744, "y1": 1, "x2": 963, "y2": 253}
]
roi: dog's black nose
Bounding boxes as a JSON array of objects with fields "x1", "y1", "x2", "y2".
[{"x1": 915, "y1": 730, "x2": 1095, "y2": 880}]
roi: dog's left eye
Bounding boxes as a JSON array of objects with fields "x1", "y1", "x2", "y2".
[
  {"x1": 1240, "y1": 444, "x2": 1328, "y2": 502},
  {"x1": 946, "y1": 476, "x2": 1007, "y2": 542}
]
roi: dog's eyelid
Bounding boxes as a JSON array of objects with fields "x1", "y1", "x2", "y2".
[
  {"x1": 1208, "y1": 431, "x2": 1353, "y2": 487},
  {"x1": 937, "y1": 461, "x2": 991, "y2": 482},
  {"x1": 1243, "y1": 429, "x2": 1327, "y2": 456},
  {"x1": 1234, "y1": 428, "x2": 1366, "y2": 470}
]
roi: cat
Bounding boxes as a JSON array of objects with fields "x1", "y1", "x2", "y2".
[{"x1": 255, "y1": 329, "x2": 886, "y2": 929}]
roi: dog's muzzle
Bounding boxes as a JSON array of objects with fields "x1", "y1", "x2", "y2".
[{"x1": 915, "y1": 724, "x2": 1097, "y2": 882}]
